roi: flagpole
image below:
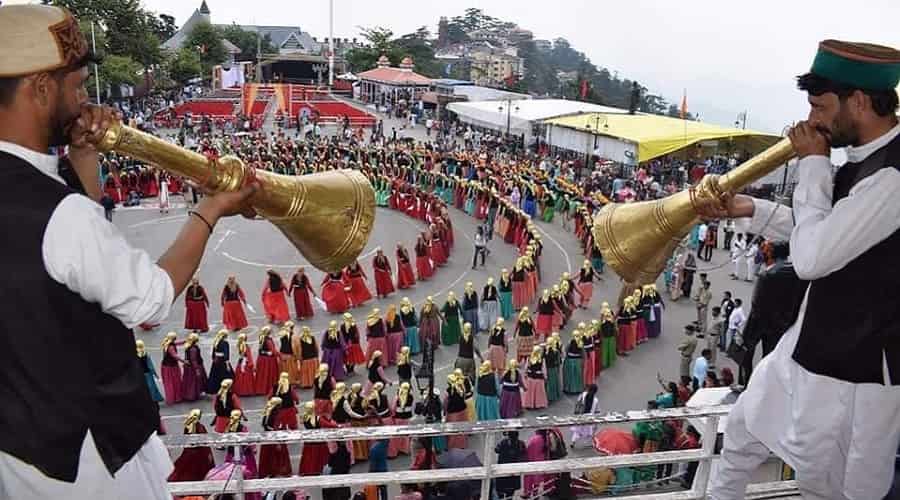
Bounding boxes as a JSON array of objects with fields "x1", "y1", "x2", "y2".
[
  {"x1": 91, "y1": 21, "x2": 101, "y2": 104},
  {"x1": 328, "y1": 0, "x2": 334, "y2": 88}
]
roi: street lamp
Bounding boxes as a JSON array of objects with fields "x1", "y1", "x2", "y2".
[{"x1": 498, "y1": 99, "x2": 520, "y2": 138}]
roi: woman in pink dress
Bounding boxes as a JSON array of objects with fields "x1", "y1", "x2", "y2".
[
  {"x1": 522, "y1": 346, "x2": 549, "y2": 410},
  {"x1": 254, "y1": 326, "x2": 282, "y2": 395},
  {"x1": 388, "y1": 382, "x2": 415, "y2": 458},
  {"x1": 233, "y1": 333, "x2": 256, "y2": 396},
  {"x1": 160, "y1": 332, "x2": 186, "y2": 405},
  {"x1": 261, "y1": 269, "x2": 290, "y2": 325},
  {"x1": 443, "y1": 374, "x2": 469, "y2": 449},
  {"x1": 184, "y1": 277, "x2": 210, "y2": 332},
  {"x1": 221, "y1": 276, "x2": 249, "y2": 331}
]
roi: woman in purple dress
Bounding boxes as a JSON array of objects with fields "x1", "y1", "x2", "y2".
[
  {"x1": 320, "y1": 320, "x2": 347, "y2": 381},
  {"x1": 181, "y1": 333, "x2": 207, "y2": 401}
]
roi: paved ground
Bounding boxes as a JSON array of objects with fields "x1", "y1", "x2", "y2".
[{"x1": 128, "y1": 110, "x2": 770, "y2": 495}]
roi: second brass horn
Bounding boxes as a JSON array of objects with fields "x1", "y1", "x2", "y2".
[
  {"x1": 93, "y1": 122, "x2": 375, "y2": 273},
  {"x1": 593, "y1": 138, "x2": 796, "y2": 285}
]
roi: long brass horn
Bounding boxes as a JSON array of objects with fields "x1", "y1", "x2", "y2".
[
  {"x1": 593, "y1": 138, "x2": 796, "y2": 286},
  {"x1": 93, "y1": 122, "x2": 375, "y2": 273}
]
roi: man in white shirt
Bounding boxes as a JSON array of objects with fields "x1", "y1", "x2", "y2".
[
  {"x1": 743, "y1": 238, "x2": 758, "y2": 281},
  {"x1": 729, "y1": 233, "x2": 746, "y2": 279},
  {"x1": 725, "y1": 298, "x2": 745, "y2": 349},
  {"x1": 703, "y1": 40, "x2": 900, "y2": 500},
  {"x1": 0, "y1": 6, "x2": 258, "y2": 499},
  {"x1": 696, "y1": 222, "x2": 708, "y2": 260}
]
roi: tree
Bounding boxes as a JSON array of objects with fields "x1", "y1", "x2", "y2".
[
  {"x1": 217, "y1": 24, "x2": 276, "y2": 62},
  {"x1": 167, "y1": 48, "x2": 203, "y2": 85},
  {"x1": 185, "y1": 22, "x2": 227, "y2": 75},
  {"x1": 154, "y1": 14, "x2": 178, "y2": 41},
  {"x1": 344, "y1": 26, "x2": 400, "y2": 73}
]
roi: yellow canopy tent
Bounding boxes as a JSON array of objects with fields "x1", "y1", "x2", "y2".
[{"x1": 544, "y1": 112, "x2": 781, "y2": 163}]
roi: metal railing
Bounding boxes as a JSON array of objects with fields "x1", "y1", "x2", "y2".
[{"x1": 164, "y1": 404, "x2": 799, "y2": 499}]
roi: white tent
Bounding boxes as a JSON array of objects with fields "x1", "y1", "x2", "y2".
[{"x1": 447, "y1": 99, "x2": 629, "y2": 141}]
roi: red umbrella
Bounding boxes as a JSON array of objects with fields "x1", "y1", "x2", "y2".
[{"x1": 593, "y1": 428, "x2": 638, "y2": 455}]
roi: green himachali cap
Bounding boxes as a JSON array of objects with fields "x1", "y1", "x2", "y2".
[{"x1": 811, "y1": 39, "x2": 900, "y2": 91}]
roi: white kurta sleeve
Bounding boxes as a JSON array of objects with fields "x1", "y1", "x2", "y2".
[
  {"x1": 735, "y1": 199, "x2": 794, "y2": 242},
  {"x1": 42, "y1": 193, "x2": 175, "y2": 328},
  {"x1": 789, "y1": 156, "x2": 900, "y2": 280}
]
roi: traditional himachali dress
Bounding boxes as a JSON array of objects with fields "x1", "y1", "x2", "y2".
[
  {"x1": 430, "y1": 231, "x2": 448, "y2": 267},
  {"x1": 511, "y1": 267, "x2": 528, "y2": 310},
  {"x1": 475, "y1": 372, "x2": 501, "y2": 421},
  {"x1": 262, "y1": 275, "x2": 291, "y2": 324},
  {"x1": 414, "y1": 240, "x2": 434, "y2": 280},
  {"x1": 634, "y1": 295, "x2": 649, "y2": 344},
  {"x1": 213, "y1": 390, "x2": 242, "y2": 433},
  {"x1": 535, "y1": 296, "x2": 556, "y2": 339},
  {"x1": 343, "y1": 265, "x2": 373, "y2": 307},
  {"x1": 582, "y1": 333, "x2": 597, "y2": 386},
  {"x1": 168, "y1": 422, "x2": 215, "y2": 482},
  {"x1": 396, "y1": 246, "x2": 417, "y2": 289},
  {"x1": 563, "y1": 338, "x2": 585, "y2": 395},
  {"x1": 321, "y1": 329, "x2": 347, "y2": 381},
  {"x1": 184, "y1": 284, "x2": 209, "y2": 332},
  {"x1": 161, "y1": 341, "x2": 185, "y2": 405},
  {"x1": 254, "y1": 336, "x2": 281, "y2": 395},
  {"x1": 385, "y1": 313, "x2": 405, "y2": 365},
  {"x1": 617, "y1": 305, "x2": 636, "y2": 354},
  {"x1": 206, "y1": 337, "x2": 233, "y2": 395},
  {"x1": 289, "y1": 272, "x2": 315, "y2": 320},
  {"x1": 258, "y1": 412, "x2": 292, "y2": 478},
  {"x1": 389, "y1": 392, "x2": 415, "y2": 458},
  {"x1": 348, "y1": 392, "x2": 370, "y2": 461},
  {"x1": 270, "y1": 383, "x2": 299, "y2": 430},
  {"x1": 545, "y1": 345, "x2": 562, "y2": 403},
  {"x1": 340, "y1": 321, "x2": 366, "y2": 369},
  {"x1": 480, "y1": 283, "x2": 500, "y2": 331},
  {"x1": 365, "y1": 317, "x2": 387, "y2": 367},
  {"x1": 321, "y1": 272, "x2": 350, "y2": 314},
  {"x1": 297, "y1": 335, "x2": 319, "y2": 388},
  {"x1": 419, "y1": 303, "x2": 442, "y2": 349},
  {"x1": 523, "y1": 357, "x2": 549, "y2": 410},
  {"x1": 500, "y1": 369, "x2": 524, "y2": 419},
  {"x1": 234, "y1": 342, "x2": 256, "y2": 396},
  {"x1": 454, "y1": 333, "x2": 480, "y2": 382},
  {"x1": 138, "y1": 352, "x2": 163, "y2": 403},
  {"x1": 498, "y1": 274, "x2": 514, "y2": 319},
  {"x1": 577, "y1": 267, "x2": 594, "y2": 307},
  {"x1": 400, "y1": 306, "x2": 420, "y2": 355},
  {"x1": 461, "y1": 290, "x2": 479, "y2": 332},
  {"x1": 601, "y1": 317, "x2": 618, "y2": 369},
  {"x1": 647, "y1": 290, "x2": 664, "y2": 338},
  {"x1": 515, "y1": 316, "x2": 535, "y2": 361},
  {"x1": 441, "y1": 299, "x2": 463, "y2": 345},
  {"x1": 298, "y1": 415, "x2": 337, "y2": 476},
  {"x1": 181, "y1": 342, "x2": 206, "y2": 402},
  {"x1": 444, "y1": 387, "x2": 469, "y2": 449},
  {"x1": 221, "y1": 285, "x2": 249, "y2": 331},
  {"x1": 488, "y1": 325, "x2": 508, "y2": 377},
  {"x1": 372, "y1": 254, "x2": 395, "y2": 298},
  {"x1": 278, "y1": 333, "x2": 300, "y2": 384},
  {"x1": 313, "y1": 374, "x2": 336, "y2": 418}
]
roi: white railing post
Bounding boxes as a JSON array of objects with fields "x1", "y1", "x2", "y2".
[
  {"x1": 480, "y1": 431, "x2": 497, "y2": 500},
  {"x1": 690, "y1": 414, "x2": 719, "y2": 498},
  {"x1": 235, "y1": 444, "x2": 245, "y2": 500}
]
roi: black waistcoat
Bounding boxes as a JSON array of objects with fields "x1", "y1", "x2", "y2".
[
  {"x1": 794, "y1": 134, "x2": 900, "y2": 384},
  {"x1": 0, "y1": 152, "x2": 156, "y2": 481}
]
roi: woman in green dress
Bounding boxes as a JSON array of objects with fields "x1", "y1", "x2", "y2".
[
  {"x1": 563, "y1": 330, "x2": 585, "y2": 395},
  {"x1": 498, "y1": 268, "x2": 514, "y2": 319},
  {"x1": 440, "y1": 291, "x2": 463, "y2": 346},
  {"x1": 544, "y1": 332, "x2": 563, "y2": 403}
]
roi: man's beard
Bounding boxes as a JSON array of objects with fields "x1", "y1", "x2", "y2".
[
  {"x1": 47, "y1": 97, "x2": 77, "y2": 148},
  {"x1": 827, "y1": 108, "x2": 860, "y2": 148}
]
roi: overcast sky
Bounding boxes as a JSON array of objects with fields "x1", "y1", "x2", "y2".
[{"x1": 12, "y1": 0, "x2": 898, "y2": 132}]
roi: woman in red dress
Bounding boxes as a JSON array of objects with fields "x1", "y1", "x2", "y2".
[
  {"x1": 289, "y1": 266, "x2": 316, "y2": 320},
  {"x1": 414, "y1": 234, "x2": 433, "y2": 280},
  {"x1": 365, "y1": 308, "x2": 387, "y2": 366},
  {"x1": 268, "y1": 372, "x2": 299, "y2": 430},
  {"x1": 221, "y1": 276, "x2": 249, "y2": 331},
  {"x1": 429, "y1": 224, "x2": 447, "y2": 267},
  {"x1": 298, "y1": 402, "x2": 337, "y2": 476},
  {"x1": 233, "y1": 333, "x2": 256, "y2": 396},
  {"x1": 213, "y1": 379, "x2": 242, "y2": 432},
  {"x1": 320, "y1": 271, "x2": 350, "y2": 314},
  {"x1": 340, "y1": 313, "x2": 366, "y2": 374},
  {"x1": 184, "y1": 277, "x2": 210, "y2": 332},
  {"x1": 168, "y1": 409, "x2": 215, "y2": 482},
  {"x1": 395, "y1": 243, "x2": 416, "y2": 289},
  {"x1": 372, "y1": 249, "x2": 395, "y2": 298},
  {"x1": 258, "y1": 397, "x2": 292, "y2": 478},
  {"x1": 254, "y1": 326, "x2": 282, "y2": 395},
  {"x1": 343, "y1": 261, "x2": 372, "y2": 307},
  {"x1": 262, "y1": 269, "x2": 290, "y2": 325},
  {"x1": 103, "y1": 173, "x2": 122, "y2": 204}
]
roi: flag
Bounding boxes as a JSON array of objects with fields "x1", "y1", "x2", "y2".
[
  {"x1": 580, "y1": 79, "x2": 590, "y2": 99},
  {"x1": 680, "y1": 89, "x2": 688, "y2": 119}
]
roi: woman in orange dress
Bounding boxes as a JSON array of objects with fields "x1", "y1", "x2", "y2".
[{"x1": 296, "y1": 325, "x2": 320, "y2": 388}]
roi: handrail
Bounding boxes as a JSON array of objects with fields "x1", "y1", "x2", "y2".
[
  {"x1": 165, "y1": 403, "x2": 797, "y2": 499},
  {"x1": 162, "y1": 404, "x2": 732, "y2": 448}
]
